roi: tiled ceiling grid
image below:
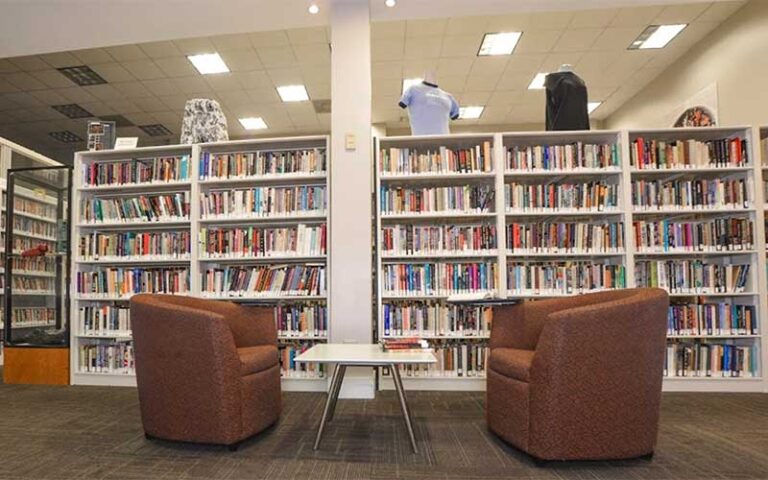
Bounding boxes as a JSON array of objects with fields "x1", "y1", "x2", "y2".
[{"x1": 0, "y1": 1, "x2": 745, "y2": 163}]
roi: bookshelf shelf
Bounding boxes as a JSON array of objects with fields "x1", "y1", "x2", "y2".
[
  {"x1": 505, "y1": 209, "x2": 622, "y2": 217},
  {"x1": 666, "y1": 335, "x2": 761, "y2": 339},
  {"x1": 505, "y1": 168, "x2": 621, "y2": 177},
  {"x1": 14, "y1": 211, "x2": 57, "y2": 223},
  {"x1": 76, "y1": 256, "x2": 191, "y2": 265},
  {"x1": 379, "y1": 172, "x2": 496, "y2": 182},
  {"x1": 631, "y1": 166, "x2": 753, "y2": 174},
  {"x1": 199, "y1": 173, "x2": 327, "y2": 187},
  {"x1": 506, "y1": 250, "x2": 624, "y2": 258},
  {"x1": 635, "y1": 250, "x2": 757, "y2": 256},
  {"x1": 198, "y1": 213, "x2": 327, "y2": 224},
  {"x1": 77, "y1": 180, "x2": 192, "y2": 193},
  {"x1": 199, "y1": 254, "x2": 326, "y2": 263},
  {"x1": 381, "y1": 251, "x2": 498, "y2": 260},
  {"x1": 380, "y1": 212, "x2": 496, "y2": 221},
  {"x1": 76, "y1": 220, "x2": 190, "y2": 229}
]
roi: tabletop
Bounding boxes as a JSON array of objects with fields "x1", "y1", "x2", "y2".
[{"x1": 294, "y1": 344, "x2": 437, "y2": 365}]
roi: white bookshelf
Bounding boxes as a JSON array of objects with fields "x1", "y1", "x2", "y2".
[{"x1": 70, "y1": 137, "x2": 332, "y2": 390}]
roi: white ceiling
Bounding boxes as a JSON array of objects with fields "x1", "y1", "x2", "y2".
[{"x1": 0, "y1": 1, "x2": 747, "y2": 163}]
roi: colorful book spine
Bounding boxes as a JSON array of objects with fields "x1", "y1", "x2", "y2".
[
  {"x1": 78, "y1": 231, "x2": 191, "y2": 260},
  {"x1": 382, "y1": 262, "x2": 497, "y2": 296},
  {"x1": 78, "y1": 340, "x2": 134, "y2": 374},
  {"x1": 631, "y1": 137, "x2": 749, "y2": 169},
  {"x1": 82, "y1": 155, "x2": 191, "y2": 187},
  {"x1": 78, "y1": 305, "x2": 131, "y2": 335},
  {"x1": 505, "y1": 181, "x2": 619, "y2": 212},
  {"x1": 507, "y1": 221, "x2": 624, "y2": 253},
  {"x1": 381, "y1": 224, "x2": 496, "y2": 256},
  {"x1": 12, "y1": 216, "x2": 57, "y2": 238},
  {"x1": 14, "y1": 198, "x2": 57, "y2": 219},
  {"x1": 200, "y1": 186, "x2": 326, "y2": 218},
  {"x1": 200, "y1": 224, "x2": 326, "y2": 258},
  {"x1": 631, "y1": 178, "x2": 752, "y2": 210},
  {"x1": 12, "y1": 276, "x2": 54, "y2": 292},
  {"x1": 506, "y1": 142, "x2": 620, "y2": 171},
  {"x1": 200, "y1": 149, "x2": 326, "y2": 179},
  {"x1": 635, "y1": 261, "x2": 750, "y2": 293},
  {"x1": 633, "y1": 218, "x2": 754, "y2": 252},
  {"x1": 667, "y1": 303, "x2": 757, "y2": 336},
  {"x1": 389, "y1": 341, "x2": 489, "y2": 378},
  {"x1": 275, "y1": 303, "x2": 327, "y2": 338},
  {"x1": 507, "y1": 262, "x2": 626, "y2": 294},
  {"x1": 664, "y1": 342, "x2": 757, "y2": 377},
  {"x1": 382, "y1": 302, "x2": 492, "y2": 337},
  {"x1": 76, "y1": 268, "x2": 190, "y2": 297},
  {"x1": 11, "y1": 307, "x2": 55, "y2": 327},
  {"x1": 11, "y1": 256, "x2": 55, "y2": 274},
  {"x1": 202, "y1": 265, "x2": 326, "y2": 297},
  {"x1": 80, "y1": 193, "x2": 190, "y2": 223},
  {"x1": 279, "y1": 342, "x2": 326, "y2": 378},
  {"x1": 380, "y1": 142, "x2": 493, "y2": 175}
]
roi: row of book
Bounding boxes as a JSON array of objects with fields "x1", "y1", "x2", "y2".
[
  {"x1": 12, "y1": 276, "x2": 54, "y2": 292},
  {"x1": 380, "y1": 185, "x2": 494, "y2": 215},
  {"x1": 77, "y1": 340, "x2": 134, "y2": 374},
  {"x1": 507, "y1": 221, "x2": 624, "y2": 253},
  {"x1": 506, "y1": 142, "x2": 620, "y2": 171},
  {"x1": 379, "y1": 143, "x2": 493, "y2": 175},
  {"x1": 505, "y1": 182, "x2": 619, "y2": 212},
  {"x1": 200, "y1": 224, "x2": 327, "y2": 258},
  {"x1": 13, "y1": 198, "x2": 57, "y2": 219},
  {"x1": 11, "y1": 307, "x2": 55, "y2": 327},
  {"x1": 388, "y1": 342, "x2": 489, "y2": 378},
  {"x1": 200, "y1": 186, "x2": 327, "y2": 218},
  {"x1": 381, "y1": 224, "x2": 497, "y2": 256},
  {"x1": 82, "y1": 156, "x2": 191, "y2": 187},
  {"x1": 80, "y1": 193, "x2": 190, "y2": 224},
  {"x1": 279, "y1": 342, "x2": 326, "y2": 378},
  {"x1": 12, "y1": 236, "x2": 56, "y2": 252},
  {"x1": 633, "y1": 218, "x2": 754, "y2": 252},
  {"x1": 664, "y1": 342, "x2": 757, "y2": 378},
  {"x1": 201, "y1": 265, "x2": 326, "y2": 297},
  {"x1": 382, "y1": 262, "x2": 497, "y2": 296},
  {"x1": 635, "y1": 261, "x2": 750, "y2": 293},
  {"x1": 12, "y1": 216, "x2": 57, "y2": 238},
  {"x1": 76, "y1": 268, "x2": 190, "y2": 297},
  {"x1": 631, "y1": 178, "x2": 751, "y2": 210},
  {"x1": 508, "y1": 262, "x2": 626, "y2": 293},
  {"x1": 382, "y1": 303, "x2": 492, "y2": 337},
  {"x1": 275, "y1": 303, "x2": 327, "y2": 338},
  {"x1": 78, "y1": 231, "x2": 191, "y2": 261},
  {"x1": 381, "y1": 338, "x2": 430, "y2": 351},
  {"x1": 668, "y1": 303, "x2": 757, "y2": 336},
  {"x1": 200, "y1": 149, "x2": 326, "y2": 179},
  {"x1": 10, "y1": 256, "x2": 55, "y2": 274},
  {"x1": 631, "y1": 137, "x2": 749, "y2": 170},
  {"x1": 77, "y1": 305, "x2": 130, "y2": 336}
]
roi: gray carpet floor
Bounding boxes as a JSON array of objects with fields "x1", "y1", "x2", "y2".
[{"x1": 0, "y1": 383, "x2": 766, "y2": 480}]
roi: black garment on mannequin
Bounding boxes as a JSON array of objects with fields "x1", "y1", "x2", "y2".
[{"x1": 545, "y1": 71, "x2": 590, "y2": 131}]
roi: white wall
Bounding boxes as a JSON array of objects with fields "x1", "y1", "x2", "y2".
[{"x1": 606, "y1": 0, "x2": 767, "y2": 129}]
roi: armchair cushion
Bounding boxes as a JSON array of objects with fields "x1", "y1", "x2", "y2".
[
  {"x1": 238, "y1": 345, "x2": 279, "y2": 376},
  {"x1": 489, "y1": 348, "x2": 535, "y2": 382}
]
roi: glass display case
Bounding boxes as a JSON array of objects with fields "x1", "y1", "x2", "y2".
[{"x1": 3, "y1": 166, "x2": 71, "y2": 347}]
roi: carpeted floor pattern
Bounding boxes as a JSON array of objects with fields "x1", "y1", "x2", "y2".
[{"x1": 0, "y1": 384, "x2": 766, "y2": 479}]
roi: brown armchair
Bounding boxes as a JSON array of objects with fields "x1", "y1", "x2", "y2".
[
  {"x1": 130, "y1": 295, "x2": 281, "y2": 450},
  {"x1": 487, "y1": 288, "x2": 669, "y2": 461}
]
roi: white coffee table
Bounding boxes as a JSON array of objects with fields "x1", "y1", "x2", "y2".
[{"x1": 295, "y1": 343, "x2": 436, "y2": 453}]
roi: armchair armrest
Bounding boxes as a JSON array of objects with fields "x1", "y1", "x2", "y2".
[{"x1": 491, "y1": 297, "x2": 583, "y2": 351}]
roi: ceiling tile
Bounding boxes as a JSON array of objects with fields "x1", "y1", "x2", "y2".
[
  {"x1": 698, "y1": 1, "x2": 746, "y2": 22},
  {"x1": 0, "y1": 59, "x2": 20, "y2": 74},
  {"x1": 173, "y1": 37, "x2": 216, "y2": 55},
  {"x1": 28, "y1": 106, "x2": 64, "y2": 121},
  {"x1": 372, "y1": 61, "x2": 403, "y2": 80},
  {"x1": 569, "y1": 8, "x2": 619, "y2": 28},
  {"x1": 0, "y1": 94, "x2": 20, "y2": 110},
  {"x1": 153, "y1": 56, "x2": 199, "y2": 77},
  {"x1": 529, "y1": 10, "x2": 575, "y2": 29},
  {"x1": 233, "y1": 70, "x2": 274, "y2": 90},
  {"x1": 132, "y1": 95, "x2": 167, "y2": 113},
  {"x1": 257, "y1": 46, "x2": 297, "y2": 68},
  {"x1": 406, "y1": 18, "x2": 447, "y2": 37},
  {"x1": 139, "y1": 41, "x2": 182, "y2": 59},
  {"x1": 210, "y1": 33, "x2": 253, "y2": 51},
  {"x1": 293, "y1": 44, "x2": 331, "y2": 65},
  {"x1": 446, "y1": 16, "x2": 491, "y2": 35},
  {"x1": 103, "y1": 99, "x2": 142, "y2": 114},
  {"x1": 247, "y1": 87, "x2": 281, "y2": 104},
  {"x1": 515, "y1": 30, "x2": 563, "y2": 54},
  {"x1": 84, "y1": 84, "x2": 126, "y2": 101},
  {"x1": 250, "y1": 30, "x2": 290, "y2": 48},
  {"x1": 610, "y1": 6, "x2": 665, "y2": 27},
  {"x1": 4, "y1": 72, "x2": 48, "y2": 91},
  {"x1": 440, "y1": 35, "x2": 482, "y2": 57},
  {"x1": 121, "y1": 59, "x2": 166, "y2": 80},
  {"x1": 156, "y1": 94, "x2": 191, "y2": 111},
  {"x1": 552, "y1": 28, "x2": 602, "y2": 53},
  {"x1": 205, "y1": 73, "x2": 243, "y2": 92},
  {"x1": 438, "y1": 76, "x2": 467, "y2": 93},
  {"x1": 540, "y1": 52, "x2": 585, "y2": 72},
  {"x1": 575, "y1": 51, "x2": 621, "y2": 76},
  {"x1": 496, "y1": 72, "x2": 532, "y2": 91},
  {"x1": 591, "y1": 27, "x2": 641, "y2": 51},
  {"x1": 112, "y1": 81, "x2": 154, "y2": 99},
  {"x1": 404, "y1": 36, "x2": 442, "y2": 59},
  {"x1": 39, "y1": 51, "x2": 80, "y2": 69},
  {"x1": 123, "y1": 112, "x2": 157, "y2": 125},
  {"x1": 464, "y1": 73, "x2": 500, "y2": 92},
  {"x1": 28, "y1": 89, "x2": 69, "y2": 105},
  {"x1": 54, "y1": 87, "x2": 98, "y2": 104},
  {"x1": 299, "y1": 64, "x2": 330, "y2": 82},
  {"x1": 171, "y1": 76, "x2": 212, "y2": 95},
  {"x1": 33, "y1": 69, "x2": 75, "y2": 89},
  {"x1": 373, "y1": 78, "x2": 402, "y2": 98},
  {"x1": 218, "y1": 49, "x2": 262, "y2": 72},
  {"x1": 437, "y1": 58, "x2": 475, "y2": 77},
  {"x1": 267, "y1": 67, "x2": 304, "y2": 86},
  {"x1": 402, "y1": 59, "x2": 438, "y2": 77},
  {"x1": 372, "y1": 21, "x2": 406, "y2": 40},
  {"x1": 305, "y1": 82, "x2": 330, "y2": 100},
  {"x1": 142, "y1": 78, "x2": 178, "y2": 97},
  {"x1": 486, "y1": 13, "x2": 530, "y2": 32},
  {"x1": 105, "y1": 44, "x2": 148, "y2": 62},
  {"x1": 372, "y1": 39, "x2": 404, "y2": 62},
  {"x1": 654, "y1": 3, "x2": 711, "y2": 24},
  {"x1": 8, "y1": 56, "x2": 50, "y2": 71},
  {"x1": 79, "y1": 101, "x2": 114, "y2": 116},
  {"x1": 488, "y1": 90, "x2": 524, "y2": 105},
  {"x1": 0, "y1": 77, "x2": 20, "y2": 94},
  {"x1": 457, "y1": 91, "x2": 491, "y2": 105},
  {"x1": 287, "y1": 27, "x2": 329, "y2": 45},
  {"x1": 90, "y1": 63, "x2": 135, "y2": 83}
]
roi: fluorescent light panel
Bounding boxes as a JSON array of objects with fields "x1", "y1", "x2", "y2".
[
  {"x1": 277, "y1": 85, "x2": 310, "y2": 102},
  {"x1": 629, "y1": 24, "x2": 687, "y2": 50},
  {"x1": 528, "y1": 72, "x2": 547, "y2": 90},
  {"x1": 308, "y1": 3, "x2": 319, "y2": 14},
  {"x1": 239, "y1": 117, "x2": 268, "y2": 130},
  {"x1": 478, "y1": 32, "x2": 522, "y2": 56},
  {"x1": 459, "y1": 106, "x2": 484, "y2": 119},
  {"x1": 588, "y1": 102, "x2": 602, "y2": 114},
  {"x1": 187, "y1": 53, "x2": 230, "y2": 74},
  {"x1": 402, "y1": 77, "x2": 422, "y2": 93}
]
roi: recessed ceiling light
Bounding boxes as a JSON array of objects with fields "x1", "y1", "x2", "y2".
[
  {"x1": 239, "y1": 117, "x2": 268, "y2": 130},
  {"x1": 385, "y1": 0, "x2": 396, "y2": 7},
  {"x1": 402, "y1": 77, "x2": 423, "y2": 93},
  {"x1": 308, "y1": 3, "x2": 319, "y2": 14},
  {"x1": 528, "y1": 72, "x2": 548, "y2": 90},
  {"x1": 628, "y1": 24, "x2": 687, "y2": 50},
  {"x1": 187, "y1": 53, "x2": 230, "y2": 74},
  {"x1": 588, "y1": 102, "x2": 602, "y2": 114},
  {"x1": 478, "y1": 32, "x2": 523, "y2": 56},
  {"x1": 459, "y1": 106, "x2": 484, "y2": 119},
  {"x1": 277, "y1": 85, "x2": 310, "y2": 102}
]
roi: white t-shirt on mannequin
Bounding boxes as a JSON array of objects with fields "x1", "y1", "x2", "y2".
[{"x1": 399, "y1": 81, "x2": 460, "y2": 136}]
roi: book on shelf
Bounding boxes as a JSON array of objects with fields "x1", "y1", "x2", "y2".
[
  {"x1": 82, "y1": 155, "x2": 191, "y2": 187},
  {"x1": 10, "y1": 256, "x2": 55, "y2": 274},
  {"x1": 631, "y1": 137, "x2": 749, "y2": 170},
  {"x1": 78, "y1": 339, "x2": 135, "y2": 374},
  {"x1": 631, "y1": 178, "x2": 752, "y2": 210},
  {"x1": 11, "y1": 307, "x2": 55, "y2": 327},
  {"x1": 200, "y1": 224, "x2": 327, "y2": 258},
  {"x1": 78, "y1": 231, "x2": 191, "y2": 261},
  {"x1": 202, "y1": 265, "x2": 326, "y2": 297},
  {"x1": 76, "y1": 267, "x2": 190, "y2": 297},
  {"x1": 279, "y1": 342, "x2": 325, "y2": 379},
  {"x1": 12, "y1": 236, "x2": 56, "y2": 253},
  {"x1": 635, "y1": 261, "x2": 750, "y2": 294},
  {"x1": 505, "y1": 181, "x2": 619, "y2": 212},
  {"x1": 386, "y1": 341, "x2": 489, "y2": 378},
  {"x1": 13, "y1": 198, "x2": 56, "y2": 219},
  {"x1": 80, "y1": 193, "x2": 190, "y2": 224},
  {"x1": 382, "y1": 224, "x2": 496, "y2": 256},
  {"x1": 200, "y1": 186, "x2": 326, "y2": 218},
  {"x1": 200, "y1": 148, "x2": 326, "y2": 180},
  {"x1": 507, "y1": 262, "x2": 626, "y2": 294},
  {"x1": 78, "y1": 305, "x2": 131, "y2": 336},
  {"x1": 380, "y1": 185, "x2": 494, "y2": 215},
  {"x1": 275, "y1": 303, "x2": 327, "y2": 338},
  {"x1": 382, "y1": 302, "x2": 492, "y2": 338},
  {"x1": 381, "y1": 338, "x2": 431, "y2": 352},
  {"x1": 668, "y1": 302, "x2": 757, "y2": 336},
  {"x1": 633, "y1": 218, "x2": 754, "y2": 252},
  {"x1": 382, "y1": 262, "x2": 497, "y2": 297},
  {"x1": 12, "y1": 216, "x2": 57, "y2": 238},
  {"x1": 506, "y1": 142, "x2": 620, "y2": 171},
  {"x1": 664, "y1": 342, "x2": 757, "y2": 378},
  {"x1": 12, "y1": 276, "x2": 54, "y2": 292},
  {"x1": 380, "y1": 142, "x2": 493, "y2": 175},
  {"x1": 507, "y1": 221, "x2": 624, "y2": 254}
]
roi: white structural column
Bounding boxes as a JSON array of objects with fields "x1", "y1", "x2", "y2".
[{"x1": 329, "y1": 0, "x2": 374, "y2": 398}]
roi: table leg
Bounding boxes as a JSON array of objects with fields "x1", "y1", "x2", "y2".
[
  {"x1": 327, "y1": 364, "x2": 346, "y2": 422},
  {"x1": 314, "y1": 363, "x2": 342, "y2": 450},
  {"x1": 391, "y1": 364, "x2": 418, "y2": 453}
]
